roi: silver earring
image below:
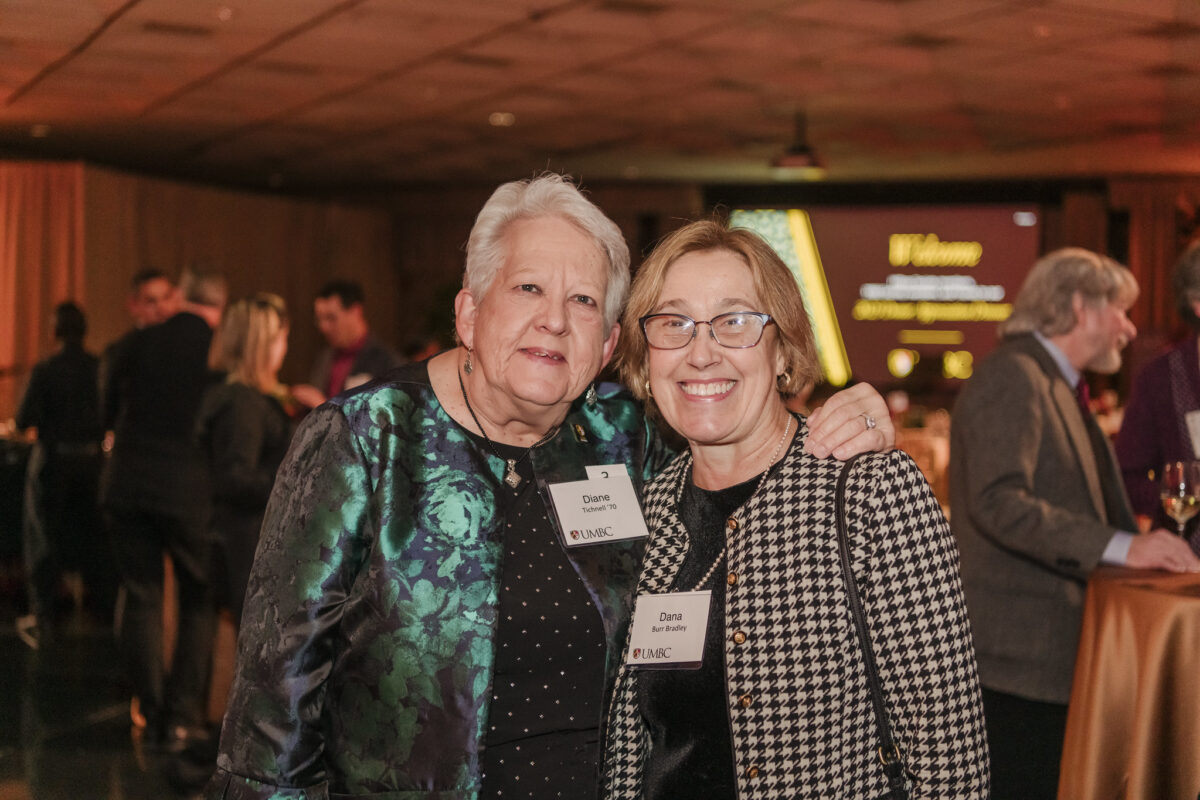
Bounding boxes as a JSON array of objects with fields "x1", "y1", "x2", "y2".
[
  {"x1": 585, "y1": 383, "x2": 598, "y2": 406},
  {"x1": 463, "y1": 347, "x2": 473, "y2": 375}
]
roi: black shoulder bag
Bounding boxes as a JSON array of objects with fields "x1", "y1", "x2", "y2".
[{"x1": 835, "y1": 454, "x2": 911, "y2": 800}]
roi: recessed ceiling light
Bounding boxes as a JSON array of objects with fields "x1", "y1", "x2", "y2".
[
  {"x1": 489, "y1": 112, "x2": 516, "y2": 127},
  {"x1": 30, "y1": 123, "x2": 50, "y2": 138},
  {"x1": 216, "y1": 6, "x2": 235, "y2": 22},
  {"x1": 1033, "y1": 24, "x2": 1052, "y2": 39}
]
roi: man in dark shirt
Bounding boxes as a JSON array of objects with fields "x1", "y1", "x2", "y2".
[
  {"x1": 101, "y1": 269, "x2": 179, "y2": 432},
  {"x1": 16, "y1": 302, "x2": 104, "y2": 649},
  {"x1": 102, "y1": 269, "x2": 226, "y2": 748},
  {"x1": 292, "y1": 280, "x2": 401, "y2": 409}
]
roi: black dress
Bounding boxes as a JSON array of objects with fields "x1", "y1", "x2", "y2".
[
  {"x1": 196, "y1": 379, "x2": 293, "y2": 624},
  {"x1": 476, "y1": 436, "x2": 609, "y2": 798},
  {"x1": 637, "y1": 472, "x2": 761, "y2": 800}
]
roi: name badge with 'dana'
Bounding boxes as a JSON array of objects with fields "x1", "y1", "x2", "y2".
[
  {"x1": 625, "y1": 591, "x2": 712, "y2": 669},
  {"x1": 546, "y1": 464, "x2": 649, "y2": 548}
]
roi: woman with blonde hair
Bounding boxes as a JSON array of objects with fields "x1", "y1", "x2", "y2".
[
  {"x1": 602, "y1": 219, "x2": 988, "y2": 799},
  {"x1": 197, "y1": 293, "x2": 297, "y2": 624}
]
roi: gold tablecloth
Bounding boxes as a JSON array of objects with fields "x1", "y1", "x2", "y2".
[{"x1": 1059, "y1": 567, "x2": 1200, "y2": 800}]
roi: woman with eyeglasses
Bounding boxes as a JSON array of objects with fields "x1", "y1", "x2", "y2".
[
  {"x1": 205, "y1": 178, "x2": 895, "y2": 800},
  {"x1": 601, "y1": 220, "x2": 989, "y2": 799}
]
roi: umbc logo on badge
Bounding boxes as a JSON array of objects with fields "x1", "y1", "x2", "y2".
[
  {"x1": 626, "y1": 590, "x2": 710, "y2": 669},
  {"x1": 570, "y1": 530, "x2": 580, "y2": 540},
  {"x1": 632, "y1": 647, "x2": 672, "y2": 660}
]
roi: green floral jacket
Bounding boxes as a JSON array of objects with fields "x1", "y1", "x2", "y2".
[{"x1": 207, "y1": 364, "x2": 670, "y2": 800}]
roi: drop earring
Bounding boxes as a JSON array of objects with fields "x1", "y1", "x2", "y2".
[
  {"x1": 463, "y1": 346, "x2": 474, "y2": 375},
  {"x1": 585, "y1": 383, "x2": 598, "y2": 406}
]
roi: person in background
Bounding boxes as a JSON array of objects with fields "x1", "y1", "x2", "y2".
[
  {"x1": 1116, "y1": 241, "x2": 1200, "y2": 551},
  {"x1": 101, "y1": 270, "x2": 179, "y2": 431},
  {"x1": 197, "y1": 293, "x2": 298, "y2": 626},
  {"x1": 126, "y1": 268, "x2": 179, "y2": 329},
  {"x1": 15, "y1": 302, "x2": 105, "y2": 650},
  {"x1": 102, "y1": 269, "x2": 228, "y2": 750},
  {"x1": 169, "y1": 293, "x2": 298, "y2": 794},
  {"x1": 602, "y1": 220, "x2": 987, "y2": 799},
  {"x1": 291, "y1": 279, "x2": 401, "y2": 408},
  {"x1": 949, "y1": 248, "x2": 1200, "y2": 799},
  {"x1": 206, "y1": 175, "x2": 892, "y2": 799}
]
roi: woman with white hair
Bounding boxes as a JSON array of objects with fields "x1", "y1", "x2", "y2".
[{"x1": 206, "y1": 175, "x2": 891, "y2": 799}]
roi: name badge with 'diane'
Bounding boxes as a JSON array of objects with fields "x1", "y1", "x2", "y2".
[{"x1": 545, "y1": 464, "x2": 649, "y2": 548}]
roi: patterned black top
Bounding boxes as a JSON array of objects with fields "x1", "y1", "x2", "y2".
[
  {"x1": 479, "y1": 437, "x2": 607, "y2": 798},
  {"x1": 637, "y1": 473, "x2": 758, "y2": 799}
]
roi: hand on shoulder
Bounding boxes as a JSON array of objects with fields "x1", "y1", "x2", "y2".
[{"x1": 804, "y1": 382, "x2": 894, "y2": 460}]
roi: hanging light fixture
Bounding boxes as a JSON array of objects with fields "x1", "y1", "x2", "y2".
[{"x1": 771, "y1": 111, "x2": 826, "y2": 180}]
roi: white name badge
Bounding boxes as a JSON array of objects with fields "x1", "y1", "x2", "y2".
[
  {"x1": 626, "y1": 590, "x2": 712, "y2": 669},
  {"x1": 546, "y1": 467, "x2": 649, "y2": 547}
]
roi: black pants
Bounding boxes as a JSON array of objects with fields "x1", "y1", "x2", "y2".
[
  {"x1": 982, "y1": 686, "x2": 1068, "y2": 800},
  {"x1": 23, "y1": 447, "x2": 113, "y2": 621},
  {"x1": 107, "y1": 505, "x2": 215, "y2": 731}
]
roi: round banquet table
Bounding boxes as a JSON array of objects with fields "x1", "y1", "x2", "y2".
[{"x1": 1058, "y1": 566, "x2": 1200, "y2": 800}]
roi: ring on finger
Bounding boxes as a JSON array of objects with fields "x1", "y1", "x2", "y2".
[{"x1": 860, "y1": 412, "x2": 877, "y2": 431}]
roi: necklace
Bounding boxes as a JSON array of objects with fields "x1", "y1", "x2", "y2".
[
  {"x1": 690, "y1": 414, "x2": 795, "y2": 591},
  {"x1": 457, "y1": 369, "x2": 558, "y2": 489}
]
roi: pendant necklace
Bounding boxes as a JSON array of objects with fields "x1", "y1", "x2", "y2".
[
  {"x1": 690, "y1": 414, "x2": 794, "y2": 591},
  {"x1": 458, "y1": 369, "x2": 558, "y2": 489}
]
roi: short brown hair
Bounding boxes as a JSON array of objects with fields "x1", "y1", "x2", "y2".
[{"x1": 616, "y1": 219, "x2": 820, "y2": 412}]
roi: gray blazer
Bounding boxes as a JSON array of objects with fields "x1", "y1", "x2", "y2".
[{"x1": 949, "y1": 333, "x2": 1135, "y2": 704}]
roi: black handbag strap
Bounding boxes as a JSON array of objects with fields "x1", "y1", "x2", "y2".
[{"x1": 834, "y1": 454, "x2": 910, "y2": 798}]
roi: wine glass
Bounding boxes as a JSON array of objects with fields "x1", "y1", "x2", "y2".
[{"x1": 1160, "y1": 460, "x2": 1200, "y2": 536}]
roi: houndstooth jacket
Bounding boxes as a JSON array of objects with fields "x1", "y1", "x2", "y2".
[{"x1": 601, "y1": 420, "x2": 989, "y2": 799}]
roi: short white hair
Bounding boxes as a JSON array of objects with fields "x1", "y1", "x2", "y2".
[{"x1": 464, "y1": 174, "x2": 630, "y2": 329}]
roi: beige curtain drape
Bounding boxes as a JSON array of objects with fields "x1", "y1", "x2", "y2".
[
  {"x1": 0, "y1": 162, "x2": 86, "y2": 421},
  {"x1": 81, "y1": 167, "x2": 400, "y2": 391},
  {"x1": 0, "y1": 161, "x2": 399, "y2": 420}
]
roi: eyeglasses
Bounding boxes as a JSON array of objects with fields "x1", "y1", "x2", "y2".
[{"x1": 639, "y1": 311, "x2": 774, "y2": 350}]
